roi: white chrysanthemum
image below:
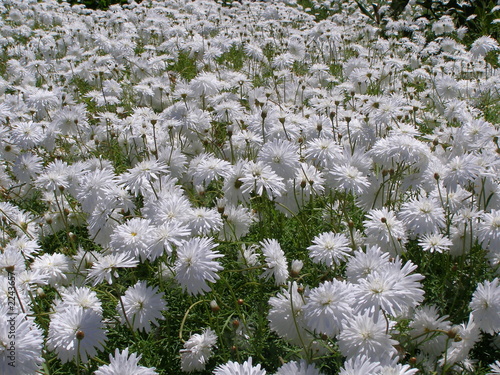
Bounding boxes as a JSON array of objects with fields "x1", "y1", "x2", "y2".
[
  {"x1": 267, "y1": 281, "x2": 311, "y2": 346},
  {"x1": 30, "y1": 253, "x2": 73, "y2": 286},
  {"x1": 303, "y1": 280, "x2": 354, "y2": 337},
  {"x1": 57, "y1": 286, "x2": 102, "y2": 315},
  {"x1": 399, "y1": 197, "x2": 446, "y2": 236},
  {"x1": 219, "y1": 204, "x2": 254, "y2": 241},
  {"x1": 275, "y1": 359, "x2": 323, "y2": 375},
  {"x1": 240, "y1": 161, "x2": 285, "y2": 198},
  {"x1": 346, "y1": 245, "x2": 391, "y2": 282},
  {"x1": 363, "y1": 208, "x2": 408, "y2": 256},
  {"x1": 410, "y1": 305, "x2": 451, "y2": 356},
  {"x1": 489, "y1": 360, "x2": 500, "y2": 374},
  {"x1": 470, "y1": 36, "x2": 499, "y2": 59},
  {"x1": 378, "y1": 363, "x2": 419, "y2": 375},
  {"x1": 258, "y1": 138, "x2": 299, "y2": 180},
  {"x1": 110, "y1": 218, "x2": 154, "y2": 261},
  {"x1": 119, "y1": 159, "x2": 168, "y2": 196},
  {"x1": 260, "y1": 239, "x2": 289, "y2": 285},
  {"x1": 118, "y1": 281, "x2": 167, "y2": 333},
  {"x1": 477, "y1": 210, "x2": 500, "y2": 250},
  {"x1": 186, "y1": 207, "x2": 223, "y2": 236},
  {"x1": 180, "y1": 328, "x2": 217, "y2": 372},
  {"x1": 308, "y1": 232, "x2": 352, "y2": 267},
  {"x1": 353, "y1": 259, "x2": 425, "y2": 317},
  {"x1": 95, "y1": 347, "x2": 158, "y2": 375},
  {"x1": 149, "y1": 221, "x2": 191, "y2": 260},
  {"x1": 418, "y1": 233, "x2": 453, "y2": 253},
  {"x1": 439, "y1": 314, "x2": 481, "y2": 367},
  {"x1": 338, "y1": 311, "x2": 398, "y2": 365},
  {"x1": 339, "y1": 355, "x2": 380, "y2": 375},
  {"x1": 214, "y1": 357, "x2": 266, "y2": 375},
  {"x1": 47, "y1": 305, "x2": 106, "y2": 364},
  {"x1": 330, "y1": 164, "x2": 370, "y2": 195},
  {"x1": 175, "y1": 237, "x2": 224, "y2": 296},
  {"x1": 470, "y1": 278, "x2": 500, "y2": 334},
  {"x1": 0, "y1": 306, "x2": 44, "y2": 375},
  {"x1": 87, "y1": 253, "x2": 139, "y2": 286}
]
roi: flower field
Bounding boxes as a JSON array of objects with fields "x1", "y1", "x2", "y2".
[{"x1": 0, "y1": 0, "x2": 500, "y2": 373}]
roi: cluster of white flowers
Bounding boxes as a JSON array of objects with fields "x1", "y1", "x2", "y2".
[{"x1": 0, "y1": 0, "x2": 499, "y2": 373}]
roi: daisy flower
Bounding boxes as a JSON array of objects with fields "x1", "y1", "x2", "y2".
[
  {"x1": 339, "y1": 355, "x2": 380, "y2": 375},
  {"x1": 275, "y1": 359, "x2": 324, "y2": 375},
  {"x1": 186, "y1": 207, "x2": 223, "y2": 236},
  {"x1": 258, "y1": 139, "x2": 299, "y2": 180},
  {"x1": 346, "y1": 245, "x2": 391, "y2": 282},
  {"x1": 30, "y1": 253, "x2": 73, "y2": 287},
  {"x1": 110, "y1": 218, "x2": 155, "y2": 261},
  {"x1": 363, "y1": 208, "x2": 408, "y2": 256},
  {"x1": 148, "y1": 221, "x2": 191, "y2": 260},
  {"x1": 410, "y1": 305, "x2": 451, "y2": 356},
  {"x1": 118, "y1": 281, "x2": 167, "y2": 333},
  {"x1": 87, "y1": 253, "x2": 139, "y2": 286},
  {"x1": 240, "y1": 161, "x2": 285, "y2": 199},
  {"x1": 399, "y1": 197, "x2": 446, "y2": 236},
  {"x1": 119, "y1": 159, "x2": 168, "y2": 196},
  {"x1": 439, "y1": 314, "x2": 481, "y2": 367},
  {"x1": 95, "y1": 347, "x2": 158, "y2": 375},
  {"x1": 213, "y1": 357, "x2": 266, "y2": 375},
  {"x1": 180, "y1": 328, "x2": 217, "y2": 372},
  {"x1": 174, "y1": 237, "x2": 224, "y2": 296},
  {"x1": 260, "y1": 239, "x2": 289, "y2": 286},
  {"x1": 469, "y1": 278, "x2": 500, "y2": 334},
  {"x1": 307, "y1": 232, "x2": 352, "y2": 267},
  {"x1": 0, "y1": 306, "x2": 44, "y2": 375},
  {"x1": 47, "y1": 305, "x2": 107, "y2": 364},
  {"x1": 303, "y1": 280, "x2": 354, "y2": 337},
  {"x1": 267, "y1": 281, "x2": 312, "y2": 346},
  {"x1": 418, "y1": 233, "x2": 452, "y2": 253},
  {"x1": 338, "y1": 311, "x2": 398, "y2": 365}
]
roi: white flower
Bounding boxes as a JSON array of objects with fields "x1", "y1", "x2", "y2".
[
  {"x1": 410, "y1": 305, "x2": 451, "y2": 356},
  {"x1": 308, "y1": 232, "x2": 352, "y2": 267},
  {"x1": 87, "y1": 253, "x2": 139, "y2": 286},
  {"x1": 477, "y1": 210, "x2": 500, "y2": 250},
  {"x1": 418, "y1": 233, "x2": 452, "y2": 253},
  {"x1": 119, "y1": 159, "x2": 168, "y2": 196},
  {"x1": 339, "y1": 355, "x2": 380, "y2": 375},
  {"x1": 439, "y1": 314, "x2": 481, "y2": 367},
  {"x1": 258, "y1": 139, "x2": 299, "y2": 180},
  {"x1": 303, "y1": 280, "x2": 354, "y2": 337},
  {"x1": 180, "y1": 328, "x2": 217, "y2": 372},
  {"x1": 240, "y1": 161, "x2": 285, "y2": 198},
  {"x1": 275, "y1": 359, "x2": 323, "y2": 375},
  {"x1": 338, "y1": 311, "x2": 398, "y2": 365},
  {"x1": 0, "y1": 306, "x2": 44, "y2": 375},
  {"x1": 186, "y1": 207, "x2": 223, "y2": 236},
  {"x1": 399, "y1": 197, "x2": 446, "y2": 236},
  {"x1": 470, "y1": 36, "x2": 499, "y2": 59},
  {"x1": 110, "y1": 218, "x2": 155, "y2": 261},
  {"x1": 352, "y1": 258, "x2": 425, "y2": 316},
  {"x1": 118, "y1": 281, "x2": 167, "y2": 333},
  {"x1": 346, "y1": 245, "x2": 391, "y2": 282},
  {"x1": 267, "y1": 282, "x2": 312, "y2": 347},
  {"x1": 30, "y1": 253, "x2": 73, "y2": 287},
  {"x1": 470, "y1": 278, "x2": 500, "y2": 334},
  {"x1": 260, "y1": 239, "x2": 289, "y2": 285},
  {"x1": 364, "y1": 208, "x2": 407, "y2": 256},
  {"x1": 175, "y1": 237, "x2": 224, "y2": 296},
  {"x1": 47, "y1": 305, "x2": 106, "y2": 364},
  {"x1": 213, "y1": 357, "x2": 266, "y2": 375},
  {"x1": 95, "y1": 347, "x2": 158, "y2": 375}
]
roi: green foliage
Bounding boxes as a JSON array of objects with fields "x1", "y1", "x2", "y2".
[{"x1": 62, "y1": 0, "x2": 131, "y2": 10}]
